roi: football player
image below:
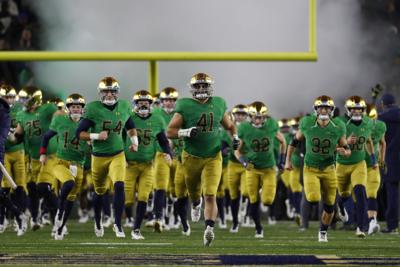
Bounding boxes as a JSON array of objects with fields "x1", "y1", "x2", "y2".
[
  {"x1": 0, "y1": 84, "x2": 27, "y2": 221},
  {"x1": 336, "y1": 96, "x2": 376, "y2": 237},
  {"x1": 76, "y1": 77, "x2": 138, "y2": 238},
  {"x1": 227, "y1": 104, "x2": 249, "y2": 233},
  {"x1": 365, "y1": 104, "x2": 386, "y2": 235},
  {"x1": 0, "y1": 84, "x2": 27, "y2": 236},
  {"x1": 167, "y1": 73, "x2": 239, "y2": 246},
  {"x1": 286, "y1": 95, "x2": 350, "y2": 242},
  {"x1": 234, "y1": 101, "x2": 286, "y2": 238},
  {"x1": 11, "y1": 86, "x2": 58, "y2": 231},
  {"x1": 125, "y1": 90, "x2": 173, "y2": 240},
  {"x1": 40, "y1": 93, "x2": 87, "y2": 240},
  {"x1": 151, "y1": 87, "x2": 179, "y2": 232}
]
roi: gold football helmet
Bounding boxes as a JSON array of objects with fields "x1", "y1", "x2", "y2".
[
  {"x1": 0, "y1": 83, "x2": 17, "y2": 107},
  {"x1": 20, "y1": 85, "x2": 42, "y2": 109},
  {"x1": 66, "y1": 93, "x2": 85, "y2": 120},
  {"x1": 313, "y1": 95, "x2": 335, "y2": 118},
  {"x1": 189, "y1": 73, "x2": 213, "y2": 100},
  {"x1": 133, "y1": 90, "x2": 153, "y2": 116},
  {"x1": 98, "y1": 77, "x2": 120, "y2": 105},
  {"x1": 248, "y1": 101, "x2": 268, "y2": 117},
  {"x1": 160, "y1": 87, "x2": 179, "y2": 100},
  {"x1": 366, "y1": 103, "x2": 378, "y2": 120}
]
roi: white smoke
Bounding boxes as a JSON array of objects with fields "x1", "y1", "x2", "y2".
[{"x1": 30, "y1": 0, "x2": 385, "y2": 118}]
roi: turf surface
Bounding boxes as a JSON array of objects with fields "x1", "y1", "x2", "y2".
[{"x1": 0, "y1": 220, "x2": 399, "y2": 266}]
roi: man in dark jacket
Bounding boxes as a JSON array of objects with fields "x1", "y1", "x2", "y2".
[{"x1": 379, "y1": 93, "x2": 400, "y2": 233}]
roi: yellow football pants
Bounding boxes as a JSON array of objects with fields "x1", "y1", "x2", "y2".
[
  {"x1": 125, "y1": 161, "x2": 154, "y2": 205},
  {"x1": 246, "y1": 167, "x2": 277, "y2": 205},
  {"x1": 336, "y1": 161, "x2": 367, "y2": 198},
  {"x1": 303, "y1": 165, "x2": 337, "y2": 205}
]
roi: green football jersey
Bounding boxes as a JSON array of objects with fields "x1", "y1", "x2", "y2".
[
  {"x1": 16, "y1": 103, "x2": 57, "y2": 159},
  {"x1": 337, "y1": 116, "x2": 373, "y2": 165},
  {"x1": 125, "y1": 113, "x2": 165, "y2": 162},
  {"x1": 153, "y1": 107, "x2": 174, "y2": 153},
  {"x1": 238, "y1": 119, "x2": 279, "y2": 169},
  {"x1": 300, "y1": 115, "x2": 346, "y2": 169},
  {"x1": 365, "y1": 119, "x2": 386, "y2": 167},
  {"x1": 5, "y1": 103, "x2": 24, "y2": 152},
  {"x1": 49, "y1": 115, "x2": 87, "y2": 164},
  {"x1": 220, "y1": 127, "x2": 231, "y2": 166},
  {"x1": 83, "y1": 100, "x2": 132, "y2": 155},
  {"x1": 175, "y1": 97, "x2": 227, "y2": 158}
]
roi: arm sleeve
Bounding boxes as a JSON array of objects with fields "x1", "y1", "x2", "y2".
[
  {"x1": 40, "y1": 130, "x2": 57, "y2": 154},
  {"x1": 75, "y1": 118, "x2": 95, "y2": 139},
  {"x1": 124, "y1": 117, "x2": 136, "y2": 131},
  {"x1": 156, "y1": 131, "x2": 173, "y2": 157}
]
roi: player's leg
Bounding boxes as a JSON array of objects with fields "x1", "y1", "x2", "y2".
[
  {"x1": 336, "y1": 163, "x2": 352, "y2": 223},
  {"x1": 174, "y1": 160, "x2": 190, "y2": 235},
  {"x1": 228, "y1": 161, "x2": 242, "y2": 232},
  {"x1": 351, "y1": 161, "x2": 368, "y2": 236},
  {"x1": 37, "y1": 155, "x2": 58, "y2": 227},
  {"x1": 108, "y1": 152, "x2": 127, "y2": 236},
  {"x1": 366, "y1": 166, "x2": 380, "y2": 234},
  {"x1": 216, "y1": 169, "x2": 226, "y2": 229},
  {"x1": 124, "y1": 162, "x2": 137, "y2": 229},
  {"x1": 246, "y1": 168, "x2": 263, "y2": 238},
  {"x1": 9, "y1": 150, "x2": 27, "y2": 214},
  {"x1": 28, "y1": 158, "x2": 41, "y2": 230},
  {"x1": 181, "y1": 151, "x2": 205, "y2": 222},
  {"x1": 319, "y1": 165, "x2": 338, "y2": 242},
  {"x1": 201, "y1": 152, "x2": 223, "y2": 246},
  {"x1": 52, "y1": 159, "x2": 76, "y2": 233},
  {"x1": 290, "y1": 167, "x2": 303, "y2": 225},
  {"x1": 153, "y1": 152, "x2": 170, "y2": 232},
  {"x1": 132, "y1": 162, "x2": 153, "y2": 240},
  {"x1": 281, "y1": 169, "x2": 294, "y2": 219},
  {"x1": 91, "y1": 155, "x2": 110, "y2": 237}
]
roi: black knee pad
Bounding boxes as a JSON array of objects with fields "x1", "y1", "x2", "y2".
[{"x1": 323, "y1": 204, "x2": 334, "y2": 213}]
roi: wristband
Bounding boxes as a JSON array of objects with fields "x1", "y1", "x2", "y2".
[
  {"x1": 39, "y1": 147, "x2": 47, "y2": 155},
  {"x1": 90, "y1": 133, "x2": 100, "y2": 140},
  {"x1": 130, "y1": 135, "x2": 139, "y2": 146}
]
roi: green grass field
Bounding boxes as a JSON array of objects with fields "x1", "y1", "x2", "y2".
[{"x1": 0, "y1": 220, "x2": 399, "y2": 266}]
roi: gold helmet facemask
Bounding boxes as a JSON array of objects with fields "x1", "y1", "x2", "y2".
[
  {"x1": 345, "y1": 96, "x2": 366, "y2": 121},
  {"x1": 133, "y1": 90, "x2": 153, "y2": 117},
  {"x1": 313, "y1": 95, "x2": 335, "y2": 121},
  {"x1": 189, "y1": 73, "x2": 213, "y2": 100},
  {"x1": 66, "y1": 93, "x2": 86, "y2": 120},
  {"x1": 98, "y1": 77, "x2": 120, "y2": 106}
]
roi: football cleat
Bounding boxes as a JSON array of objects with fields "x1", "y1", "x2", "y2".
[
  {"x1": 285, "y1": 199, "x2": 294, "y2": 219},
  {"x1": 54, "y1": 226, "x2": 67, "y2": 240},
  {"x1": 145, "y1": 219, "x2": 155, "y2": 228},
  {"x1": 230, "y1": 223, "x2": 239, "y2": 233},
  {"x1": 268, "y1": 216, "x2": 277, "y2": 225},
  {"x1": 124, "y1": 217, "x2": 134, "y2": 228},
  {"x1": 355, "y1": 227, "x2": 366, "y2": 238},
  {"x1": 103, "y1": 215, "x2": 113, "y2": 228},
  {"x1": 182, "y1": 223, "x2": 191, "y2": 236},
  {"x1": 191, "y1": 198, "x2": 202, "y2": 222},
  {"x1": 318, "y1": 231, "x2": 328, "y2": 242},
  {"x1": 154, "y1": 219, "x2": 163, "y2": 233},
  {"x1": 255, "y1": 229, "x2": 264, "y2": 239},
  {"x1": 0, "y1": 218, "x2": 9, "y2": 234},
  {"x1": 294, "y1": 213, "x2": 302, "y2": 226},
  {"x1": 16, "y1": 214, "x2": 27, "y2": 237},
  {"x1": 337, "y1": 207, "x2": 349, "y2": 223},
  {"x1": 203, "y1": 226, "x2": 215, "y2": 247},
  {"x1": 41, "y1": 213, "x2": 51, "y2": 226},
  {"x1": 368, "y1": 219, "x2": 380, "y2": 235},
  {"x1": 30, "y1": 218, "x2": 41, "y2": 231},
  {"x1": 131, "y1": 229, "x2": 145, "y2": 240},
  {"x1": 78, "y1": 213, "x2": 89, "y2": 224},
  {"x1": 54, "y1": 210, "x2": 64, "y2": 229},
  {"x1": 113, "y1": 224, "x2": 126, "y2": 238},
  {"x1": 94, "y1": 222, "x2": 104, "y2": 238},
  {"x1": 218, "y1": 220, "x2": 227, "y2": 230}
]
